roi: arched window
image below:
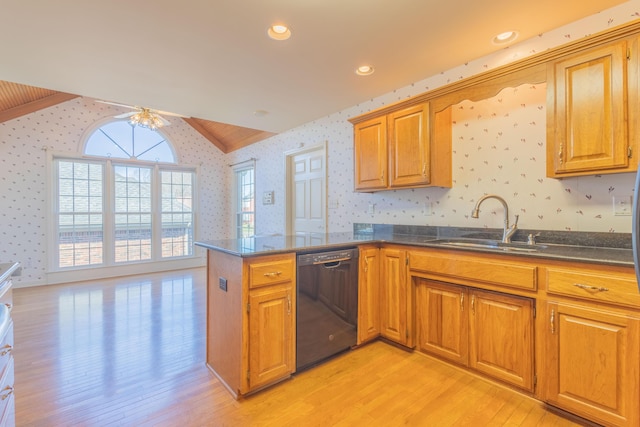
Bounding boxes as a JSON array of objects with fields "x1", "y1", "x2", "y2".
[
  {"x1": 52, "y1": 120, "x2": 195, "y2": 272},
  {"x1": 84, "y1": 120, "x2": 176, "y2": 162}
]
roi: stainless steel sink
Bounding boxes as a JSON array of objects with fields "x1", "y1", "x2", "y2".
[{"x1": 429, "y1": 238, "x2": 546, "y2": 253}]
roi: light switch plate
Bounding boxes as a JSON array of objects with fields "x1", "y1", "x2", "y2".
[{"x1": 613, "y1": 195, "x2": 633, "y2": 216}]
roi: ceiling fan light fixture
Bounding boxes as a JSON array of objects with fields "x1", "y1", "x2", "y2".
[
  {"x1": 268, "y1": 24, "x2": 291, "y2": 41},
  {"x1": 356, "y1": 65, "x2": 374, "y2": 76},
  {"x1": 129, "y1": 108, "x2": 164, "y2": 130}
]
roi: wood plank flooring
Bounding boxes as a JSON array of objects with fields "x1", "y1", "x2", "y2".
[{"x1": 11, "y1": 268, "x2": 589, "y2": 426}]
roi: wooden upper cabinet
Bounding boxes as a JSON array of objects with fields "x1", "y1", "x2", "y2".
[
  {"x1": 354, "y1": 116, "x2": 388, "y2": 191},
  {"x1": 388, "y1": 103, "x2": 430, "y2": 188},
  {"x1": 352, "y1": 102, "x2": 452, "y2": 192},
  {"x1": 547, "y1": 39, "x2": 637, "y2": 177}
]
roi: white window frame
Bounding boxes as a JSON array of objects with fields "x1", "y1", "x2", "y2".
[
  {"x1": 233, "y1": 163, "x2": 255, "y2": 238},
  {"x1": 48, "y1": 152, "x2": 200, "y2": 282}
]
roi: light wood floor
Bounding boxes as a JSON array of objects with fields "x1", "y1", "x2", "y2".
[{"x1": 12, "y1": 268, "x2": 589, "y2": 426}]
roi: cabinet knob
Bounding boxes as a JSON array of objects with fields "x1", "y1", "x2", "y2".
[
  {"x1": 0, "y1": 344, "x2": 12, "y2": 357},
  {"x1": 0, "y1": 385, "x2": 13, "y2": 401},
  {"x1": 573, "y1": 283, "x2": 609, "y2": 292},
  {"x1": 263, "y1": 271, "x2": 282, "y2": 278},
  {"x1": 558, "y1": 142, "x2": 564, "y2": 164}
]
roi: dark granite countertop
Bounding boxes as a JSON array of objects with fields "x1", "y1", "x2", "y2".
[{"x1": 195, "y1": 224, "x2": 636, "y2": 268}]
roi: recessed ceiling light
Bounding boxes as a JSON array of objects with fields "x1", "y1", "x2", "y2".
[
  {"x1": 253, "y1": 110, "x2": 268, "y2": 117},
  {"x1": 268, "y1": 24, "x2": 291, "y2": 41},
  {"x1": 492, "y1": 30, "x2": 519, "y2": 45},
  {"x1": 356, "y1": 65, "x2": 375, "y2": 76}
]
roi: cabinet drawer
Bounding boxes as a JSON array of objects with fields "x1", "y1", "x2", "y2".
[
  {"x1": 545, "y1": 267, "x2": 640, "y2": 308},
  {"x1": 410, "y1": 251, "x2": 537, "y2": 291},
  {"x1": 0, "y1": 322, "x2": 13, "y2": 381},
  {"x1": 249, "y1": 258, "x2": 294, "y2": 289},
  {"x1": 0, "y1": 356, "x2": 14, "y2": 425}
]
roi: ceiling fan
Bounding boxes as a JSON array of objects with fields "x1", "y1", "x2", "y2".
[{"x1": 95, "y1": 100, "x2": 186, "y2": 130}]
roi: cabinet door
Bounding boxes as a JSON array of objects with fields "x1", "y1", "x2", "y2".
[
  {"x1": 544, "y1": 302, "x2": 640, "y2": 427},
  {"x1": 380, "y1": 248, "x2": 412, "y2": 347},
  {"x1": 415, "y1": 279, "x2": 468, "y2": 365},
  {"x1": 248, "y1": 284, "x2": 295, "y2": 391},
  {"x1": 358, "y1": 246, "x2": 380, "y2": 344},
  {"x1": 469, "y1": 289, "x2": 534, "y2": 392},
  {"x1": 388, "y1": 103, "x2": 430, "y2": 188},
  {"x1": 354, "y1": 116, "x2": 388, "y2": 191},
  {"x1": 548, "y1": 41, "x2": 630, "y2": 177}
]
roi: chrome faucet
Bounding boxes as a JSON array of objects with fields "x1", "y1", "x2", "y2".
[{"x1": 471, "y1": 194, "x2": 519, "y2": 243}]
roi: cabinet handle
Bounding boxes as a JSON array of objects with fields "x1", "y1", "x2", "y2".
[
  {"x1": 471, "y1": 294, "x2": 475, "y2": 314},
  {"x1": 422, "y1": 163, "x2": 427, "y2": 177},
  {"x1": 0, "y1": 385, "x2": 12, "y2": 401},
  {"x1": 460, "y1": 292, "x2": 464, "y2": 312},
  {"x1": 0, "y1": 344, "x2": 11, "y2": 357},
  {"x1": 263, "y1": 271, "x2": 282, "y2": 278},
  {"x1": 287, "y1": 294, "x2": 291, "y2": 315},
  {"x1": 558, "y1": 142, "x2": 563, "y2": 164},
  {"x1": 573, "y1": 283, "x2": 609, "y2": 292},
  {"x1": 364, "y1": 257, "x2": 369, "y2": 273},
  {"x1": 380, "y1": 171, "x2": 384, "y2": 183},
  {"x1": 550, "y1": 309, "x2": 555, "y2": 334}
]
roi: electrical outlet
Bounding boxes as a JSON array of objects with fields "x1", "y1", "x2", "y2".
[
  {"x1": 368, "y1": 202, "x2": 375, "y2": 215},
  {"x1": 423, "y1": 202, "x2": 433, "y2": 216},
  {"x1": 613, "y1": 195, "x2": 633, "y2": 216}
]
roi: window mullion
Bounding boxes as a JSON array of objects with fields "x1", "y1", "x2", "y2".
[
  {"x1": 152, "y1": 164, "x2": 161, "y2": 261},
  {"x1": 104, "y1": 159, "x2": 115, "y2": 266}
]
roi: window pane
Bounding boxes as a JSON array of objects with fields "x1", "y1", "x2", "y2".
[
  {"x1": 235, "y1": 167, "x2": 254, "y2": 238},
  {"x1": 85, "y1": 120, "x2": 176, "y2": 163},
  {"x1": 114, "y1": 165, "x2": 153, "y2": 263},
  {"x1": 160, "y1": 171, "x2": 194, "y2": 258},
  {"x1": 57, "y1": 160, "x2": 104, "y2": 268}
]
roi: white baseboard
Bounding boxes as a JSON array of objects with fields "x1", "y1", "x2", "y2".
[{"x1": 13, "y1": 257, "x2": 207, "y2": 288}]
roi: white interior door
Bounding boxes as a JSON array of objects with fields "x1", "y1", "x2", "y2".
[{"x1": 286, "y1": 144, "x2": 326, "y2": 242}]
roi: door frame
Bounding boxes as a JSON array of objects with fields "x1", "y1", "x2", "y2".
[{"x1": 284, "y1": 141, "x2": 328, "y2": 236}]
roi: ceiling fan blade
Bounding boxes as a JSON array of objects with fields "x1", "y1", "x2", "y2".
[
  {"x1": 95, "y1": 99, "x2": 139, "y2": 110},
  {"x1": 158, "y1": 116, "x2": 172, "y2": 126},
  {"x1": 149, "y1": 108, "x2": 186, "y2": 118},
  {"x1": 114, "y1": 111, "x2": 137, "y2": 119}
]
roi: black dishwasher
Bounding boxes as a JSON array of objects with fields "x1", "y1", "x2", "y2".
[{"x1": 296, "y1": 248, "x2": 358, "y2": 371}]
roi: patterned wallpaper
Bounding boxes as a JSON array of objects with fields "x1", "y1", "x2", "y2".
[
  {"x1": 2, "y1": 1, "x2": 640, "y2": 286},
  {"x1": 0, "y1": 98, "x2": 228, "y2": 285},
  {"x1": 227, "y1": 0, "x2": 640, "y2": 236}
]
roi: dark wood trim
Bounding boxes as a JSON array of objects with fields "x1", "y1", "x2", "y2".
[{"x1": 0, "y1": 92, "x2": 79, "y2": 123}]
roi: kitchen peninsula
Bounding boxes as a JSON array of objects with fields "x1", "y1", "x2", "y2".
[{"x1": 197, "y1": 224, "x2": 639, "y2": 427}]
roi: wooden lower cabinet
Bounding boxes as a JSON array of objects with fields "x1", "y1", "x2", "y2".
[
  {"x1": 469, "y1": 289, "x2": 534, "y2": 392},
  {"x1": 416, "y1": 280, "x2": 468, "y2": 365},
  {"x1": 380, "y1": 247, "x2": 413, "y2": 347},
  {"x1": 206, "y1": 251, "x2": 295, "y2": 398},
  {"x1": 248, "y1": 283, "x2": 295, "y2": 391},
  {"x1": 543, "y1": 300, "x2": 640, "y2": 427},
  {"x1": 415, "y1": 278, "x2": 535, "y2": 392},
  {"x1": 358, "y1": 245, "x2": 381, "y2": 344}
]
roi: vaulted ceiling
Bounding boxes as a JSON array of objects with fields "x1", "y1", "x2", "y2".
[
  {"x1": 0, "y1": 80, "x2": 274, "y2": 153},
  {"x1": 0, "y1": 0, "x2": 627, "y2": 152}
]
